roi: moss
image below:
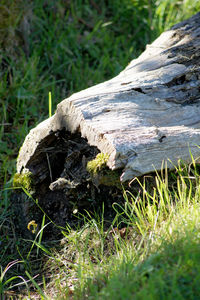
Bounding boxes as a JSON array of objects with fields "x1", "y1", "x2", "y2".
[
  {"x1": 87, "y1": 153, "x2": 122, "y2": 189},
  {"x1": 87, "y1": 153, "x2": 109, "y2": 175},
  {"x1": 13, "y1": 172, "x2": 34, "y2": 192}
]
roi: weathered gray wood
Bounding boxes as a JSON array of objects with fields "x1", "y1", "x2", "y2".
[{"x1": 17, "y1": 12, "x2": 200, "y2": 183}]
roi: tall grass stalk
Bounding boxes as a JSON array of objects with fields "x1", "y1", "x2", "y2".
[{"x1": 48, "y1": 91, "x2": 52, "y2": 118}]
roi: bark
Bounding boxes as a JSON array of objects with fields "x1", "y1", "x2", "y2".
[{"x1": 17, "y1": 12, "x2": 200, "y2": 185}]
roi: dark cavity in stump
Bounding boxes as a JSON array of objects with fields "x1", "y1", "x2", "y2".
[{"x1": 13, "y1": 129, "x2": 123, "y2": 238}]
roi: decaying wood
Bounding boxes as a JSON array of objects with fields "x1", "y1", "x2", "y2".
[{"x1": 17, "y1": 13, "x2": 200, "y2": 185}]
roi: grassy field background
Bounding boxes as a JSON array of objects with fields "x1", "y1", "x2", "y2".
[{"x1": 1, "y1": 0, "x2": 200, "y2": 299}]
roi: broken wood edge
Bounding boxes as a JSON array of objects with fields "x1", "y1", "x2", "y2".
[{"x1": 17, "y1": 101, "x2": 200, "y2": 186}]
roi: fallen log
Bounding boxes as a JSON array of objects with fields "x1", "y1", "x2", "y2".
[{"x1": 16, "y1": 13, "x2": 200, "y2": 208}]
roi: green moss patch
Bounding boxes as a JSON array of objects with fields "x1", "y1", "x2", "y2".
[
  {"x1": 13, "y1": 172, "x2": 34, "y2": 192},
  {"x1": 87, "y1": 153, "x2": 121, "y2": 188},
  {"x1": 87, "y1": 153, "x2": 109, "y2": 175}
]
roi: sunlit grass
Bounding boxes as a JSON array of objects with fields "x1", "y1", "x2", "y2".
[{"x1": 55, "y1": 162, "x2": 200, "y2": 299}]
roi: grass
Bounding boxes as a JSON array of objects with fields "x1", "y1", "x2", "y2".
[
  {"x1": 57, "y1": 162, "x2": 200, "y2": 300},
  {"x1": 1, "y1": 0, "x2": 200, "y2": 298},
  {"x1": 35, "y1": 161, "x2": 200, "y2": 299}
]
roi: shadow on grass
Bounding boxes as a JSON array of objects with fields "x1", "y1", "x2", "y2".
[{"x1": 79, "y1": 235, "x2": 200, "y2": 300}]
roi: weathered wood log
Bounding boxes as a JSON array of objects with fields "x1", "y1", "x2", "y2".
[{"x1": 17, "y1": 12, "x2": 200, "y2": 189}]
